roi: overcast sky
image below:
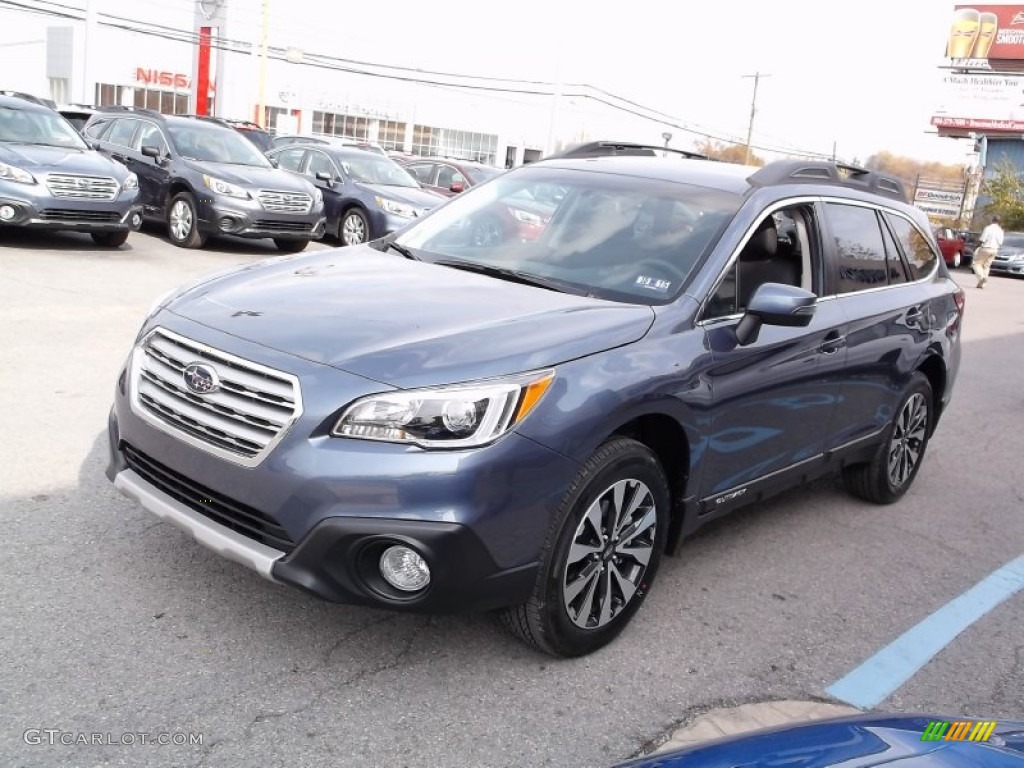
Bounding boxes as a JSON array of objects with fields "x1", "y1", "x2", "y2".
[{"x1": 23, "y1": 0, "x2": 981, "y2": 166}]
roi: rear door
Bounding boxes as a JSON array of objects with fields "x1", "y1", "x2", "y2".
[{"x1": 822, "y1": 201, "x2": 939, "y2": 450}]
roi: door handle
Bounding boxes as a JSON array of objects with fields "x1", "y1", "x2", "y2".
[{"x1": 820, "y1": 331, "x2": 846, "y2": 354}]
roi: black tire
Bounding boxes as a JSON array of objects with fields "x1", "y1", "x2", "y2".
[
  {"x1": 339, "y1": 209, "x2": 369, "y2": 246},
  {"x1": 843, "y1": 372, "x2": 933, "y2": 504},
  {"x1": 498, "y1": 438, "x2": 669, "y2": 657},
  {"x1": 91, "y1": 230, "x2": 129, "y2": 248},
  {"x1": 167, "y1": 191, "x2": 207, "y2": 249},
  {"x1": 273, "y1": 238, "x2": 309, "y2": 253}
]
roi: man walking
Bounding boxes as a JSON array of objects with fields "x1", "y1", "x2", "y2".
[{"x1": 973, "y1": 215, "x2": 1004, "y2": 288}]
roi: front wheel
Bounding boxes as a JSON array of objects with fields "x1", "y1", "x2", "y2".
[
  {"x1": 273, "y1": 238, "x2": 309, "y2": 253},
  {"x1": 339, "y1": 209, "x2": 369, "y2": 246},
  {"x1": 499, "y1": 438, "x2": 669, "y2": 657},
  {"x1": 843, "y1": 372, "x2": 933, "y2": 504},
  {"x1": 167, "y1": 192, "x2": 207, "y2": 249},
  {"x1": 91, "y1": 231, "x2": 129, "y2": 248}
]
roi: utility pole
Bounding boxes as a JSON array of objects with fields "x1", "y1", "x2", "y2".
[
  {"x1": 256, "y1": 0, "x2": 269, "y2": 128},
  {"x1": 741, "y1": 72, "x2": 770, "y2": 165}
]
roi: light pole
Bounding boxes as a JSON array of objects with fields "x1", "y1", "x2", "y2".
[
  {"x1": 661, "y1": 131, "x2": 672, "y2": 157},
  {"x1": 741, "y1": 72, "x2": 771, "y2": 165}
]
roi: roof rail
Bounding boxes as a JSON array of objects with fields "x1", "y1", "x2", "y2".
[
  {"x1": 747, "y1": 159, "x2": 908, "y2": 202},
  {"x1": 93, "y1": 105, "x2": 165, "y2": 120},
  {"x1": 547, "y1": 140, "x2": 715, "y2": 162},
  {"x1": 0, "y1": 90, "x2": 57, "y2": 108}
]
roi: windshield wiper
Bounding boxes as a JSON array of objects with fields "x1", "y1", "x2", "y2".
[
  {"x1": 434, "y1": 260, "x2": 579, "y2": 294},
  {"x1": 385, "y1": 241, "x2": 419, "y2": 260}
]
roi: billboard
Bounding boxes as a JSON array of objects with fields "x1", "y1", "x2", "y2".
[
  {"x1": 946, "y1": 5, "x2": 1024, "y2": 69},
  {"x1": 930, "y1": 72, "x2": 1024, "y2": 131},
  {"x1": 914, "y1": 187, "x2": 964, "y2": 218}
]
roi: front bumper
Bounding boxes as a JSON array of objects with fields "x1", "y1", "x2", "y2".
[
  {"x1": 197, "y1": 197, "x2": 327, "y2": 240},
  {"x1": 990, "y1": 259, "x2": 1024, "y2": 275},
  {"x1": 105, "y1": 318, "x2": 578, "y2": 611},
  {"x1": 0, "y1": 190, "x2": 142, "y2": 233}
]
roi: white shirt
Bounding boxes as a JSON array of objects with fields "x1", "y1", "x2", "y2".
[{"x1": 980, "y1": 222, "x2": 1004, "y2": 249}]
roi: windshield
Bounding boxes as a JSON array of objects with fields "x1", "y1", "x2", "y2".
[
  {"x1": 167, "y1": 122, "x2": 272, "y2": 167},
  {"x1": 396, "y1": 166, "x2": 740, "y2": 304},
  {"x1": 0, "y1": 106, "x2": 87, "y2": 149},
  {"x1": 339, "y1": 152, "x2": 419, "y2": 187}
]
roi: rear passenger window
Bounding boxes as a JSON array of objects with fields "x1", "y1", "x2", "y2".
[
  {"x1": 879, "y1": 218, "x2": 909, "y2": 284},
  {"x1": 885, "y1": 214, "x2": 938, "y2": 281},
  {"x1": 825, "y1": 203, "x2": 888, "y2": 293}
]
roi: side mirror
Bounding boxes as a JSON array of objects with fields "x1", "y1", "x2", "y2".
[
  {"x1": 449, "y1": 181, "x2": 465, "y2": 194},
  {"x1": 315, "y1": 171, "x2": 335, "y2": 186},
  {"x1": 734, "y1": 283, "x2": 817, "y2": 346}
]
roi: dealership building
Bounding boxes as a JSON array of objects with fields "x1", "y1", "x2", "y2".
[{"x1": 1, "y1": 1, "x2": 667, "y2": 167}]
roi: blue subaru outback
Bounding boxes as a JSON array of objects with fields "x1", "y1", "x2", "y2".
[{"x1": 107, "y1": 141, "x2": 964, "y2": 657}]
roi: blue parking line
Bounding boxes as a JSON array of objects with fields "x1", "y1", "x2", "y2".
[{"x1": 826, "y1": 554, "x2": 1024, "y2": 710}]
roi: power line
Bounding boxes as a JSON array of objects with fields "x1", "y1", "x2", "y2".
[{"x1": 2, "y1": 0, "x2": 834, "y2": 159}]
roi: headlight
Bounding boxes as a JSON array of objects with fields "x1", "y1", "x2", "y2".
[
  {"x1": 375, "y1": 196, "x2": 417, "y2": 219},
  {"x1": 123, "y1": 172, "x2": 139, "y2": 191},
  {"x1": 0, "y1": 161, "x2": 35, "y2": 184},
  {"x1": 333, "y1": 370, "x2": 555, "y2": 448},
  {"x1": 203, "y1": 174, "x2": 250, "y2": 199},
  {"x1": 312, "y1": 186, "x2": 323, "y2": 205},
  {"x1": 511, "y1": 208, "x2": 543, "y2": 226}
]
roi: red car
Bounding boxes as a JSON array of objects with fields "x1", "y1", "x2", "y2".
[{"x1": 935, "y1": 227, "x2": 966, "y2": 268}]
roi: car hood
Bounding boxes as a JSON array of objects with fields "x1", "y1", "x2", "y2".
[
  {"x1": 996, "y1": 245, "x2": 1024, "y2": 260},
  {"x1": 0, "y1": 142, "x2": 128, "y2": 178},
  {"x1": 165, "y1": 247, "x2": 655, "y2": 388},
  {"x1": 355, "y1": 182, "x2": 444, "y2": 210},
  {"x1": 184, "y1": 160, "x2": 315, "y2": 193},
  {"x1": 616, "y1": 715, "x2": 1024, "y2": 768}
]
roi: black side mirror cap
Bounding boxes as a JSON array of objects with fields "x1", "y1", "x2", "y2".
[
  {"x1": 735, "y1": 283, "x2": 817, "y2": 346},
  {"x1": 141, "y1": 145, "x2": 162, "y2": 159}
]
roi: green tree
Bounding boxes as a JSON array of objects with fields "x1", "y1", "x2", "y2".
[{"x1": 979, "y1": 158, "x2": 1024, "y2": 230}]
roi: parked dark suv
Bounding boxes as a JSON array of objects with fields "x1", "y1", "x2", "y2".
[
  {"x1": 84, "y1": 107, "x2": 325, "y2": 251},
  {"x1": 107, "y1": 144, "x2": 964, "y2": 657},
  {"x1": 0, "y1": 93, "x2": 142, "y2": 246}
]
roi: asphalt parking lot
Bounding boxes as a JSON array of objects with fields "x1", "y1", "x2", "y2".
[{"x1": 1, "y1": 226, "x2": 1022, "y2": 768}]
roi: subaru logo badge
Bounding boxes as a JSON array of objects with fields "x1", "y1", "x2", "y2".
[{"x1": 183, "y1": 362, "x2": 220, "y2": 395}]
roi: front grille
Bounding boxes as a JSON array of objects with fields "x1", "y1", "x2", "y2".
[
  {"x1": 132, "y1": 328, "x2": 301, "y2": 465},
  {"x1": 39, "y1": 209, "x2": 121, "y2": 222},
  {"x1": 253, "y1": 219, "x2": 315, "y2": 233},
  {"x1": 257, "y1": 189, "x2": 312, "y2": 214},
  {"x1": 123, "y1": 444, "x2": 295, "y2": 552},
  {"x1": 46, "y1": 173, "x2": 119, "y2": 201}
]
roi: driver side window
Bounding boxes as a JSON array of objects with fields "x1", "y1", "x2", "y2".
[{"x1": 704, "y1": 204, "x2": 817, "y2": 320}]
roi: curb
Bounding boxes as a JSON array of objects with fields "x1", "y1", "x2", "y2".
[{"x1": 655, "y1": 700, "x2": 861, "y2": 754}]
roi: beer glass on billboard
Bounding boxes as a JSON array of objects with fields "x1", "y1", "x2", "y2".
[
  {"x1": 947, "y1": 8, "x2": 980, "y2": 58},
  {"x1": 972, "y1": 11, "x2": 998, "y2": 59}
]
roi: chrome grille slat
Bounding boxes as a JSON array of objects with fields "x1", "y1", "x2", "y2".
[
  {"x1": 46, "y1": 173, "x2": 119, "y2": 201},
  {"x1": 257, "y1": 189, "x2": 312, "y2": 214},
  {"x1": 132, "y1": 329, "x2": 302, "y2": 464},
  {"x1": 141, "y1": 355, "x2": 292, "y2": 427},
  {"x1": 146, "y1": 334, "x2": 296, "y2": 403}
]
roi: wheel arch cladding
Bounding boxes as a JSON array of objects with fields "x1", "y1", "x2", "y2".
[{"x1": 916, "y1": 354, "x2": 945, "y2": 433}]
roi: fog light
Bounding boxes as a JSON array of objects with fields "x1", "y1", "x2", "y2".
[
  {"x1": 0, "y1": 205, "x2": 15, "y2": 221},
  {"x1": 219, "y1": 216, "x2": 235, "y2": 232},
  {"x1": 379, "y1": 545, "x2": 430, "y2": 592}
]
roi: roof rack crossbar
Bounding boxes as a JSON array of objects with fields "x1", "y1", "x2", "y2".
[
  {"x1": 547, "y1": 140, "x2": 716, "y2": 162},
  {"x1": 93, "y1": 105, "x2": 165, "y2": 119},
  {"x1": 746, "y1": 159, "x2": 908, "y2": 202}
]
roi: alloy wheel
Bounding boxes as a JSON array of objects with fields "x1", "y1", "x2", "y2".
[
  {"x1": 562, "y1": 479, "x2": 657, "y2": 629},
  {"x1": 170, "y1": 200, "x2": 193, "y2": 242},
  {"x1": 887, "y1": 392, "x2": 928, "y2": 488},
  {"x1": 342, "y1": 214, "x2": 366, "y2": 245}
]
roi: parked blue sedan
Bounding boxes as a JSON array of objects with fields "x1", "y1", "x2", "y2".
[
  {"x1": 616, "y1": 715, "x2": 1024, "y2": 767},
  {"x1": 267, "y1": 143, "x2": 444, "y2": 245}
]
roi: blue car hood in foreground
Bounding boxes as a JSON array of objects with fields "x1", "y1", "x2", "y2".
[
  {"x1": 166, "y1": 248, "x2": 655, "y2": 388},
  {"x1": 617, "y1": 715, "x2": 1024, "y2": 768}
]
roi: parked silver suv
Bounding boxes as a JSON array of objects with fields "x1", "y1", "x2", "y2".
[{"x1": 0, "y1": 93, "x2": 142, "y2": 246}]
